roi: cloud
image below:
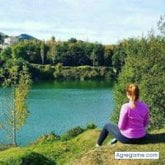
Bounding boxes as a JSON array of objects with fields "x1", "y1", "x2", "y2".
[{"x1": 0, "y1": 0, "x2": 164, "y2": 44}]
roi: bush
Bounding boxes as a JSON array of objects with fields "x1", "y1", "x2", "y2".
[
  {"x1": 86, "y1": 123, "x2": 97, "y2": 129},
  {"x1": 29, "y1": 64, "x2": 54, "y2": 80},
  {"x1": 33, "y1": 132, "x2": 60, "y2": 144},
  {"x1": 111, "y1": 34, "x2": 165, "y2": 130},
  {"x1": 61, "y1": 126, "x2": 84, "y2": 141},
  {"x1": 53, "y1": 65, "x2": 114, "y2": 80},
  {"x1": 21, "y1": 152, "x2": 55, "y2": 165}
]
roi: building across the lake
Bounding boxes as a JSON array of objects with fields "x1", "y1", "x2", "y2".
[
  {"x1": 4, "y1": 36, "x2": 19, "y2": 46},
  {"x1": 0, "y1": 36, "x2": 19, "y2": 49}
]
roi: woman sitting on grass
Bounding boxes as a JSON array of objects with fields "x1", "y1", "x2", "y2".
[{"x1": 96, "y1": 84, "x2": 150, "y2": 146}]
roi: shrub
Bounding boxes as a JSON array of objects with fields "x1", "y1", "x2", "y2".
[
  {"x1": 111, "y1": 35, "x2": 165, "y2": 130},
  {"x1": 61, "y1": 126, "x2": 84, "y2": 141},
  {"x1": 86, "y1": 123, "x2": 97, "y2": 129},
  {"x1": 21, "y1": 152, "x2": 55, "y2": 165},
  {"x1": 33, "y1": 132, "x2": 60, "y2": 144}
]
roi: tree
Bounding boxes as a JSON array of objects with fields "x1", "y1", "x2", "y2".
[
  {"x1": 157, "y1": 14, "x2": 165, "y2": 35},
  {"x1": 0, "y1": 34, "x2": 3, "y2": 44},
  {"x1": 0, "y1": 47, "x2": 12, "y2": 63},
  {"x1": 0, "y1": 32, "x2": 5, "y2": 45},
  {"x1": 67, "y1": 42, "x2": 89, "y2": 66},
  {"x1": 91, "y1": 43, "x2": 104, "y2": 67},
  {"x1": 111, "y1": 32, "x2": 165, "y2": 129},
  {"x1": 47, "y1": 36, "x2": 56, "y2": 64},
  {"x1": 0, "y1": 64, "x2": 31, "y2": 146},
  {"x1": 104, "y1": 45, "x2": 114, "y2": 67},
  {"x1": 68, "y1": 37, "x2": 77, "y2": 43},
  {"x1": 111, "y1": 42, "x2": 127, "y2": 76},
  {"x1": 40, "y1": 41, "x2": 45, "y2": 65}
]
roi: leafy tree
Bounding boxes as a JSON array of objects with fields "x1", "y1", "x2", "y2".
[
  {"x1": 0, "y1": 32, "x2": 7, "y2": 45},
  {"x1": 104, "y1": 45, "x2": 114, "y2": 67},
  {"x1": 0, "y1": 33, "x2": 4, "y2": 44},
  {"x1": 91, "y1": 49, "x2": 96, "y2": 67},
  {"x1": 68, "y1": 42, "x2": 89, "y2": 66},
  {"x1": 83, "y1": 42, "x2": 94, "y2": 66},
  {"x1": 111, "y1": 42, "x2": 127, "y2": 76},
  {"x1": 11, "y1": 40, "x2": 41, "y2": 64},
  {"x1": 157, "y1": 14, "x2": 165, "y2": 35},
  {"x1": 47, "y1": 36, "x2": 56, "y2": 64},
  {"x1": 111, "y1": 31, "x2": 165, "y2": 129},
  {"x1": 0, "y1": 45, "x2": 28, "y2": 73},
  {"x1": 0, "y1": 34, "x2": 2, "y2": 44},
  {"x1": 0, "y1": 47, "x2": 12, "y2": 63},
  {"x1": 91, "y1": 43, "x2": 104, "y2": 67},
  {"x1": 68, "y1": 37, "x2": 77, "y2": 43},
  {"x1": 40, "y1": 41, "x2": 45, "y2": 65},
  {"x1": 0, "y1": 64, "x2": 31, "y2": 146}
]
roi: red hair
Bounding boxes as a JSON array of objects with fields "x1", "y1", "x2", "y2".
[{"x1": 126, "y1": 84, "x2": 139, "y2": 109}]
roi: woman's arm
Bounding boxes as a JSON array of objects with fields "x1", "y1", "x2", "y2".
[
  {"x1": 144, "y1": 109, "x2": 150, "y2": 128},
  {"x1": 118, "y1": 104, "x2": 128, "y2": 130}
]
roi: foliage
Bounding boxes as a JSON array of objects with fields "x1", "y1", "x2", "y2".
[
  {"x1": 53, "y1": 63, "x2": 63, "y2": 79},
  {"x1": 86, "y1": 123, "x2": 97, "y2": 129},
  {"x1": 54, "y1": 41, "x2": 92, "y2": 66},
  {"x1": 0, "y1": 62, "x2": 31, "y2": 146},
  {"x1": 104, "y1": 45, "x2": 114, "y2": 67},
  {"x1": 13, "y1": 67, "x2": 31, "y2": 128},
  {"x1": 21, "y1": 152, "x2": 55, "y2": 165},
  {"x1": 0, "y1": 149, "x2": 55, "y2": 165},
  {"x1": 29, "y1": 64, "x2": 54, "y2": 80},
  {"x1": 0, "y1": 33, "x2": 4, "y2": 44},
  {"x1": 0, "y1": 38, "x2": 118, "y2": 67},
  {"x1": 0, "y1": 36, "x2": 127, "y2": 81},
  {"x1": 0, "y1": 47, "x2": 12, "y2": 63},
  {"x1": 54, "y1": 65, "x2": 114, "y2": 81},
  {"x1": 40, "y1": 41, "x2": 46, "y2": 65},
  {"x1": 47, "y1": 36, "x2": 56, "y2": 64},
  {"x1": 32, "y1": 132, "x2": 60, "y2": 145},
  {"x1": 111, "y1": 33, "x2": 165, "y2": 129},
  {"x1": 29, "y1": 64, "x2": 114, "y2": 81},
  {"x1": 111, "y1": 41, "x2": 127, "y2": 76},
  {"x1": 157, "y1": 14, "x2": 165, "y2": 35},
  {"x1": 61, "y1": 126, "x2": 84, "y2": 141},
  {"x1": 11, "y1": 40, "x2": 42, "y2": 64},
  {"x1": 0, "y1": 128, "x2": 164, "y2": 164}
]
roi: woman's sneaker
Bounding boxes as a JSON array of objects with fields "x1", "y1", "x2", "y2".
[
  {"x1": 109, "y1": 138, "x2": 117, "y2": 145},
  {"x1": 95, "y1": 144, "x2": 101, "y2": 147}
]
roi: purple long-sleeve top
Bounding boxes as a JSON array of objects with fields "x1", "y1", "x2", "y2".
[{"x1": 118, "y1": 100, "x2": 149, "y2": 138}]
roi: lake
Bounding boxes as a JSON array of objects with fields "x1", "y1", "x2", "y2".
[{"x1": 0, "y1": 80, "x2": 114, "y2": 145}]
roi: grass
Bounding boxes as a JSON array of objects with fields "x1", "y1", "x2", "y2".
[{"x1": 0, "y1": 128, "x2": 164, "y2": 165}]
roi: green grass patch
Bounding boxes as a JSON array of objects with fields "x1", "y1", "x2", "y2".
[{"x1": 0, "y1": 128, "x2": 164, "y2": 165}]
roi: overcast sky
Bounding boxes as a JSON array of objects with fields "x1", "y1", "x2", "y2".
[{"x1": 0, "y1": 0, "x2": 164, "y2": 44}]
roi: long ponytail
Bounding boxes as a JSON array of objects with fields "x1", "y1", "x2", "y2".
[{"x1": 126, "y1": 84, "x2": 139, "y2": 109}]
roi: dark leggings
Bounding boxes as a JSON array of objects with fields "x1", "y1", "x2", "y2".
[{"x1": 97, "y1": 122, "x2": 147, "y2": 145}]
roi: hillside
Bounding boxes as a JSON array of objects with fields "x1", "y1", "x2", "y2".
[
  {"x1": 0, "y1": 129, "x2": 164, "y2": 165},
  {"x1": 17, "y1": 34, "x2": 37, "y2": 40}
]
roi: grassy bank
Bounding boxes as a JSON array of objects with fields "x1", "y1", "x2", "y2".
[{"x1": 0, "y1": 128, "x2": 164, "y2": 165}]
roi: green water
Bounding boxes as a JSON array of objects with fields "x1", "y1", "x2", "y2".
[{"x1": 0, "y1": 80, "x2": 114, "y2": 145}]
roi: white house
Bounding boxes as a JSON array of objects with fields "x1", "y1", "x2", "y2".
[
  {"x1": 0, "y1": 44, "x2": 7, "y2": 49},
  {"x1": 4, "y1": 36, "x2": 18, "y2": 46}
]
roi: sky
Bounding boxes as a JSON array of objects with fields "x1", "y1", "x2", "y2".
[{"x1": 0, "y1": 0, "x2": 164, "y2": 44}]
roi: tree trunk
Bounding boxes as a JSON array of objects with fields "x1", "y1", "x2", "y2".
[{"x1": 12, "y1": 109, "x2": 17, "y2": 146}]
